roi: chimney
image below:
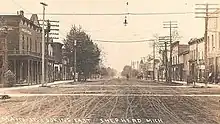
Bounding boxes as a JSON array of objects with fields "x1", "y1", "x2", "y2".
[{"x1": 20, "y1": 10, "x2": 24, "y2": 16}]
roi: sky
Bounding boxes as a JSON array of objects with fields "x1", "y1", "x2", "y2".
[{"x1": 1, "y1": 0, "x2": 220, "y2": 72}]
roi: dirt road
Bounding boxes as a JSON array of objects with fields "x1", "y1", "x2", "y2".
[{"x1": 0, "y1": 79, "x2": 220, "y2": 124}]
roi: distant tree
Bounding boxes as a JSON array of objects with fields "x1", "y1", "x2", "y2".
[
  {"x1": 63, "y1": 25, "x2": 101, "y2": 81},
  {"x1": 121, "y1": 65, "x2": 132, "y2": 77},
  {"x1": 99, "y1": 67, "x2": 117, "y2": 78},
  {"x1": 131, "y1": 69, "x2": 139, "y2": 77}
]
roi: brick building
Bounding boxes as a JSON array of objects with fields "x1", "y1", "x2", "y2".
[
  {"x1": 188, "y1": 37, "x2": 205, "y2": 82},
  {"x1": 171, "y1": 41, "x2": 189, "y2": 81},
  {"x1": 0, "y1": 11, "x2": 54, "y2": 86}
]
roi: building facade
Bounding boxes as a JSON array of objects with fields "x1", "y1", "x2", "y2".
[
  {"x1": 207, "y1": 9, "x2": 220, "y2": 79},
  {"x1": 171, "y1": 41, "x2": 189, "y2": 81},
  {"x1": 179, "y1": 50, "x2": 189, "y2": 81},
  {"x1": 188, "y1": 37, "x2": 205, "y2": 82},
  {"x1": 0, "y1": 10, "x2": 56, "y2": 86}
]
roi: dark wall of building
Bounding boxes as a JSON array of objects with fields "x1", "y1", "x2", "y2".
[
  {"x1": 7, "y1": 29, "x2": 19, "y2": 51},
  {"x1": 53, "y1": 42, "x2": 63, "y2": 64}
]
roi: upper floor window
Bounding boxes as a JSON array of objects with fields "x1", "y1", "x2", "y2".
[
  {"x1": 27, "y1": 37, "x2": 29, "y2": 51},
  {"x1": 208, "y1": 36, "x2": 210, "y2": 51},
  {"x1": 30, "y1": 38, "x2": 32, "y2": 51},
  {"x1": 35, "y1": 40, "x2": 37, "y2": 52},
  {"x1": 193, "y1": 51, "x2": 195, "y2": 60},
  {"x1": 212, "y1": 35, "x2": 214, "y2": 50},
  {"x1": 40, "y1": 42, "x2": 42, "y2": 53},
  {"x1": 202, "y1": 51, "x2": 204, "y2": 60},
  {"x1": 176, "y1": 56, "x2": 178, "y2": 64},
  {"x1": 22, "y1": 35, "x2": 25, "y2": 49}
]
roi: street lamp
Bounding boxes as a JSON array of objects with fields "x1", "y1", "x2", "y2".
[{"x1": 40, "y1": 2, "x2": 48, "y2": 86}]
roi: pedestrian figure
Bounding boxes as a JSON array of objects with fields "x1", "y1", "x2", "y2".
[
  {"x1": 217, "y1": 73, "x2": 220, "y2": 84},
  {"x1": 208, "y1": 72, "x2": 213, "y2": 83}
]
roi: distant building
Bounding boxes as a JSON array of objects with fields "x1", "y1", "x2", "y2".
[
  {"x1": 53, "y1": 42, "x2": 63, "y2": 80},
  {"x1": 188, "y1": 37, "x2": 205, "y2": 82},
  {"x1": 179, "y1": 49, "x2": 189, "y2": 81},
  {"x1": 171, "y1": 41, "x2": 189, "y2": 81}
]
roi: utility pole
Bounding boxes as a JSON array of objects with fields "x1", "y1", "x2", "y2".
[
  {"x1": 40, "y1": 2, "x2": 47, "y2": 86},
  {"x1": 39, "y1": 19, "x2": 59, "y2": 85},
  {"x1": 163, "y1": 21, "x2": 178, "y2": 83},
  {"x1": 159, "y1": 36, "x2": 170, "y2": 82},
  {"x1": 74, "y1": 40, "x2": 77, "y2": 82},
  {"x1": 45, "y1": 20, "x2": 50, "y2": 85},
  {"x1": 164, "y1": 42, "x2": 168, "y2": 82},
  {"x1": 195, "y1": 3, "x2": 218, "y2": 87},
  {"x1": 153, "y1": 40, "x2": 156, "y2": 81}
]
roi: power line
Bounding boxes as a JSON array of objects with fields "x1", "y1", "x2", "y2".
[
  {"x1": 29, "y1": 12, "x2": 195, "y2": 16},
  {"x1": 94, "y1": 39, "x2": 154, "y2": 43},
  {"x1": 11, "y1": 0, "x2": 33, "y2": 14},
  {"x1": 1, "y1": 12, "x2": 195, "y2": 16}
]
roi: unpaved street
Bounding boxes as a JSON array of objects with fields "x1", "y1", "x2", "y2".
[{"x1": 0, "y1": 79, "x2": 220, "y2": 124}]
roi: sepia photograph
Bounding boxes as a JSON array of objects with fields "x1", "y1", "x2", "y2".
[{"x1": 0, "y1": 0, "x2": 220, "y2": 124}]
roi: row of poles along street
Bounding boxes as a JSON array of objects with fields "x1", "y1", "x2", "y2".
[{"x1": 131, "y1": 3, "x2": 219, "y2": 84}]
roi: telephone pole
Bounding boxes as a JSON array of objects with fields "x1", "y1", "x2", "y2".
[
  {"x1": 159, "y1": 36, "x2": 170, "y2": 82},
  {"x1": 163, "y1": 21, "x2": 178, "y2": 83},
  {"x1": 40, "y1": 2, "x2": 47, "y2": 86},
  {"x1": 39, "y1": 18, "x2": 59, "y2": 86},
  {"x1": 74, "y1": 40, "x2": 77, "y2": 82},
  {"x1": 153, "y1": 40, "x2": 156, "y2": 81},
  {"x1": 195, "y1": 3, "x2": 218, "y2": 87}
]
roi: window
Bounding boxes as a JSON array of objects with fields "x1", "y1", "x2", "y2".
[
  {"x1": 22, "y1": 35, "x2": 25, "y2": 49},
  {"x1": 208, "y1": 36, "x2": 210, "y2": 51},
  {"x1": 35, "y1": 40, "x2": 37, "y2": 52},
  {"x1": 30, "y1": 38, "x2": 32, "y2": 51},
  {"x1": 212, "y1": 35, "x2": 214, "y2": 50},
  {"x1": 194, "y1": 50, "x2": 196, "y2": 60},
  {"x1": 192, "y1": 50, "x2": 194, "y2": 60},
  {"x1": 27, "y1": 37, "x2": 29, "y2": 51},
  {"x1": 202, "y1": 51, "x2": 204, "y2": 60},
  {"x1": 40, "y1": 42, "x2": 42, "y2": 53},
  {"x1": 176, "y1": 56, "x2": 178, "y2": 64}
]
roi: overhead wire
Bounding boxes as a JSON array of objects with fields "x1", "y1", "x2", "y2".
[
  {"x1": 22, "y1": 12, "x2": 194, "y2": 16},
  {"x1": 9, "y1": 0, "x2": 189, "y2": 44},
  {"x1": 10, "y1": 0, "x2": 33, "y2": 14},
  {"x1": 93, "y1": 39, "x2": 155, "y2": 43}
]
